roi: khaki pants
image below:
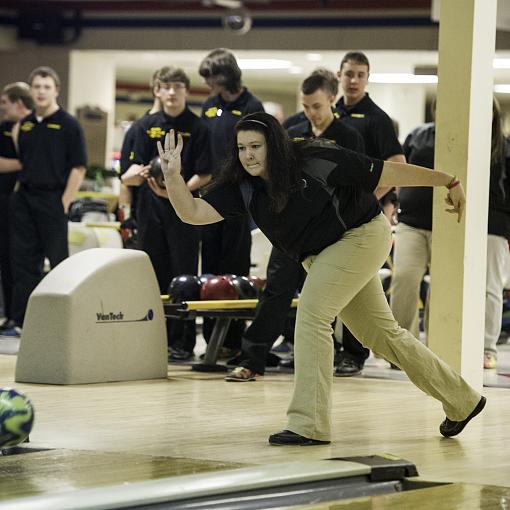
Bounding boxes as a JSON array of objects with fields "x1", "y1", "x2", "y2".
[
  {"x1": 485, "y1": 234, "x2": 509, "y2": 354},
  {"x1": 287, "y1": 213, "x2": 481, "y2": 441}
]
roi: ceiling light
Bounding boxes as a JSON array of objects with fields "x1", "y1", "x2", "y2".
[
  {"x1": 202, "y1": 0, "x2": 242, "y2": 8},
  {"x1": 493, "y1": 59, "x2": 510, "y2": 69},
  {"x1": 237, "y1": 59, "x2": 293, "y2": 70},
  {"x1": 370, "y1": 73, "x2": 438, "y2": 84},
  {"x1": 306, "y1": 53, "x2": 323, "y2": 62},
  {"x1": 494, "y1": 84, "x2": 510, "y2": 93}
]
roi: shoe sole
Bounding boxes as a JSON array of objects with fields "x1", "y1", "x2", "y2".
[
  {"x1": 269, "y1": 438, "x2": 330, "y2": 446},
  {"x1": 224, "y1": 377, "x2": 256, "y2": 382},
  {"x1": 440, "y1": 396, "x2": 487, "y2": 437},
  {"x1": 334, "y1": 371, "x2": 362, "y2": 378}
]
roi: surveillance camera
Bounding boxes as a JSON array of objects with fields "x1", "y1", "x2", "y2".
[{"x1": 223, "y1": 8, "x2": 252, "y2": 35}]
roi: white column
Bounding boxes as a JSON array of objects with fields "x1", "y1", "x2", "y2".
[
  {"x1": 369, "y1": 84, "x2": 426, "y2": 143},
  {"x1": 68, "y1": 51, "x2": 116, "y2": 167},
  {"x1": 428, "y1": 0, "x2": 497, "y2": 390}
]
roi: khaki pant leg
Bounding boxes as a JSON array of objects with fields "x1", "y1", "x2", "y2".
[
  {"x1": 484, "y1": 234, "x2": 508, "y2": 353},
  {"x1": 286, "y1": 214, "x2": 392, "y2": 440},
  {"x1": 340, "y1": 275, "x2": 481, "y2": 421}
]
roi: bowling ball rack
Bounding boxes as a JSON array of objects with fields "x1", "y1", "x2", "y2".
[{"x1": 163, "y1": 299, "x2": 298, "y2": 372}]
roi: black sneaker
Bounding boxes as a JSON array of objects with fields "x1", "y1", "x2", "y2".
[
  {"x1": 168, "y1": 346, "x2": 194, "y2": 362},
  {"x1": 334, "y1": 358, "x2": 363, "y2": 377},
  {"x1": 0, "y1": 319, "x2": 17, "y2": 333},
  {"x1": 278, "y1": 357, "x2": 294, "y2": 372},
  {"x1": 439, "y1": 396, "x2": 486, "y2": 437},
  {"x1": 269, "y1": 429, "x2": 330, "y2": 446}
]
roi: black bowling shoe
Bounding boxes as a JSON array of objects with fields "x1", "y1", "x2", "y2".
[
  {"x1": 268, "y1": 430, "x2": 330, "y2": 446},
  {"x1": 439, "y1": 396, "x2": 486, "y2": 437}
]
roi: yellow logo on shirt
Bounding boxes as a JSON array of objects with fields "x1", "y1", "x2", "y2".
[
  {"x1": 178, "y1": 131, "x2": 191, "y2": 138},
  {"x1": 351, "y1": 113, "x2": 365, "y2": 118},
  {"x1": 205, "y1": 107, "x2": 218, "y2": 118},
  {"x1": 47, "y1": 123, "x2": 61, "y2": 129},
  {"x1": 129, "y1": 151, "x2": 134, "y2": 161},
  {"x1": 20, "y1": 121, "x2": 35, "y2": 132},
  {"x1": 333, "y1": 112, "x2": 340, "y2": 119},
  {"x1": 147, "y1": 127, "x2": 165, "y2": 139},
  {"x1": 2, "y1": 131, "x2": 11, "y2": 137},
  {"x1": 231, "y1": 109, "x2": 242, "y2": 116}
]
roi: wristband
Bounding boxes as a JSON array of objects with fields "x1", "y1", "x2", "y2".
[{"x1": 446, "y1": 176, "x2": 459, "y2": 190}]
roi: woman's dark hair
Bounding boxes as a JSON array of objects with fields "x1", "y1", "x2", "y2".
[
  {"x1": 198, "y1": 48, "x2": 242, "y2": 95},
  {"x1": 207, "y1": 112, "x2": 302, "y2": 212}
]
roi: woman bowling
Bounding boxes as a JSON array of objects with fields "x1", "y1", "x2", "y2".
[{"x1": 155, "y1": 111, "x2": 485, "y2": 446}]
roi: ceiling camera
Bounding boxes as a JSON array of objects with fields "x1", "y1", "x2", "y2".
[{"x1": 223, "y1": 9, "x2": 252, "y2": 35}]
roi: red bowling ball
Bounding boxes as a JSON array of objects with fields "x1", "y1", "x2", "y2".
[{"x1": 200, "y1": 276, "x2": 239, "y2": 301}]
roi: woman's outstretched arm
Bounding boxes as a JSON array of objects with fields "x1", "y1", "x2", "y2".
[
  {"x1": 158, "y1": 130, "x2": 224, "y2": 225},
  {"x1": 378, "y1": 160, "x2": 465, "y2": 222}
]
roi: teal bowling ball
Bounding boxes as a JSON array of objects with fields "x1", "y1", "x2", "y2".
[{"x1": 0, "y1": 388, "x2": 35, "y2": 448}]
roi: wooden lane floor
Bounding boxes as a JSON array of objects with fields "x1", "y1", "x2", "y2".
[
  {"x1": 1, "y1": 353, "x2": 510, "y2": 504},
  {"x1": 283, "y1": 483, "x2": 510, "y2": 510},
  {"x1": 0, "y1": 449, "x2": 244, "y2": 501}
]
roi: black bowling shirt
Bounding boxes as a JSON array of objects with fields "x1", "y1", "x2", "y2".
[
  {"x1": 202, "y1": 140, "x2": 384, "y2": 262},
  {"x1": 120, "y1": 112, "x2": 152, "y2": 175},
  {"x1": 132, "y1": 107, "x2": 212, "y2": 183},
  {"x1": 399, "y1": 122, "x2": 435, "y2": 231},
  {"x1": 287, "y1": 115, "x2": 366, "y2": 154},
  {"x1": 0, "y1": 120, "x2": 18, "y2": 194},
  {"x1": 335, "y1": 94, "x2": 402, "y2": 160},
  {"x1": 18, "y1": 108, "x2": 87, "y2": 189},
  {"x1": 201, "y1": 88, "x2": 264, "y2": 174}
]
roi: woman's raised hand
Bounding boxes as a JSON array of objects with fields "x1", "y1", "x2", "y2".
[
  {"x1": 445, "y1": 181, "x2": 466, "y2": 223},
  {"x1": 157, "y1": 129, "x2": 183, "y2": 178}
]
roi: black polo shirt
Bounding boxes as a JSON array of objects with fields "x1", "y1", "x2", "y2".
[
  {"x1": 202, "y1": 139, "x2": 383, "y2": 262},
  {"x1": 335, "y1": 94, "x2": 402, "y2": 160},
  {"x1": 0, "y1": 120, "x2": 18, "y2": 194},
  {"x1": 18, "y1": 108, "x2": 87, "y2": 189},
  {"x1": 120, "y1": 114, "x2": 151, "y2": 175},
  {"x1": 488, "y1": 138, "x2": 510, "y2": 239},
  {"x1": 287, "y1": 114, "x2": 366, "y2": 154},
  {"x1": 283, "y1": 111, "x2": 307, "y2": 130},
  {"x1": 132, "y1": 107, "x2": 211, "y2": 182},
  {"x1": 399, "y1": 122, "x2": 435, "y2": 231},
  {"x1": 201, "y1": 88, "x2": 264, "y2": 174}
]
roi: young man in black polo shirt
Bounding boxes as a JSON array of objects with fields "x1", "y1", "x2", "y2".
[
  {"x1": 334, "y1": 51, "x2": 405, "y2": 377},
  {"x1": 0, "y1": 82, "x2": 33, "y2": 335},
  {"x1": 283, "y1": 67, "x2": 340, "y2": 130},
  {"x1": 198, "y1": 48, "x2": 264, "y2": 354},
  {"x1": 225, "y1": 73, "x2": 365, "y2": 381},
  {"x1": 9, "y1": 67, "x2": 87, "y2": 337},
  {"x1": 118, "y1": 69, "x2": 163, "y2": 243},
  {"x1": 122, "y1": 66, "x2": 212, "y2": 361}
]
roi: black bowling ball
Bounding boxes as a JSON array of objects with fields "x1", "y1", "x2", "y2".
[
  {"x1": 231, "y1": 276, "x2": 258, "y2": 299},
  {"x1": 149, "y1": 156, "x2": 165, "y2": 189},
  {"x1": 168, "y1": 275, "x2": 202, "y2": 303}
]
